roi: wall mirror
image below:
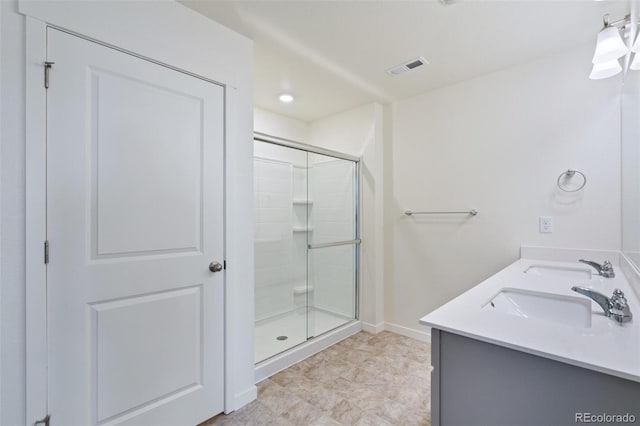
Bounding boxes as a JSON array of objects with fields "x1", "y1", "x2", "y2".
[{"x1": 622, "y1": 69, "x2": 640, "y2": 269}]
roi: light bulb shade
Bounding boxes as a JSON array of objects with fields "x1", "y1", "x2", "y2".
[
  {"x1": 589, "y1": 59, "x2": 622, "y2": 79},
  {"x1": 592, "y1": 26, "x2": 629, "y2": 63},
  {"x1": 630, "y1": 53, "x2": 640, "y2": 70}
]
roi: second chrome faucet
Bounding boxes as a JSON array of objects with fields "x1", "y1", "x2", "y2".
[
  {"x1": 579, "y1": 259, "x2": 615, "y2": 278},
  {"x1": 572, "y1": 259, "x2": 631, "y2": 324}
]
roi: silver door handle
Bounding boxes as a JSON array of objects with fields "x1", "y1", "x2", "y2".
[{"x1": 209, "y1": 262, "x2": 223, "y2": 273}]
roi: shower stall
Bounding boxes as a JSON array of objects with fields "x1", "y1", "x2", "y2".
[{"x1": 253, "y1": 135, "x2": 359, "y2": 364}]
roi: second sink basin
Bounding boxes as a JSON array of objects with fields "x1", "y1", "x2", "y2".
[
  {"x1": 524, "y1": 264, "x2": 592, "y2": 280},
  {"x1": 484, "y1": 288, "x2": 592, "y2": 328}
]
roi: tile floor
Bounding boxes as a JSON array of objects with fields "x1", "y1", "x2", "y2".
[{"x1": 202, "y1": 331, "x2": 431, "y2": 426}]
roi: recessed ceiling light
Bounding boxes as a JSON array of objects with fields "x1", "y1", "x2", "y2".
[{"x1": 279, "y1": 94, "x2": 294, "y2": 103}]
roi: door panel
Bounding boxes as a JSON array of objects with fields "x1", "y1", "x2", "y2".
[
  {"x1": 307, "y1": 244, "x2": 356, "y2": 337},
  {"x1": 307, "y1": 153, "x2": 358, "y2": 337},
  {"x1": 92, "y1": 287, "x2": 202, "y2": 422},
  {"x1": 92, "y1": 69, "x2": 203, "y2": 257},
  {"x1": 307, "y1": 155, "x2": 356, "y2": 245},
  {"x1": 47, "y1": 28, "x2": 224, "y2": 425}
]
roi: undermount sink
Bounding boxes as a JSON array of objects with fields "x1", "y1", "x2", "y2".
[
  {"x1": 524, "y1": 264, "x2": 592, "y2": 280},
  {"x1": 483, "y1": 288, "x2": 592, "y2": 328}
]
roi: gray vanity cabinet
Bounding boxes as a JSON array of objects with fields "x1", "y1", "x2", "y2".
[{"x1": 431, "y1": 329, "x2": 640, "y2": 426}]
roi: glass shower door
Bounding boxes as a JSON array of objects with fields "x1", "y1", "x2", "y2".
[
  {"x1": 253, "y1": 138, "x2": 359, "y2": 364},
  {"x1": 306, "y1": 153, "x2": 358, "y2": 338},
  {"x1": 253, "y1": 141, "x2": 309, "y2": 363}
]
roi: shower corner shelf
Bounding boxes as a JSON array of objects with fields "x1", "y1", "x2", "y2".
[
  {"x1": 293, "y1": 199, "x2": 313, "y2": 205},
  {"x1": 292, "y1": 227, "x2": 314, "y2": 232}
]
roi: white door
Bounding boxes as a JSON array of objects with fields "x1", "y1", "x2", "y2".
[{"x1": 46, "y1": 28, "x2": 225, "y2": 426}]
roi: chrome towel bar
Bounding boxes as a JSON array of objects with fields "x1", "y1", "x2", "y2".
[
  {"x1": 308, "y1": 239, "x2": 361, "y2": 250},
  {"x1": 405, "y1": 209, "x2": 478, "y2": 216}
]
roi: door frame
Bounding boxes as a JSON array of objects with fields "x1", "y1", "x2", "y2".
[{"x1": 24, "y1": 6, "x2": 255, "y2": 424}]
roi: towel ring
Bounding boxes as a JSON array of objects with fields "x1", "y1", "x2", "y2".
[{"x1": 557, "y1": 169, "x2": 586, "y2": 192}]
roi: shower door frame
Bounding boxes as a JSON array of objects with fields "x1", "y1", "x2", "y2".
[{"x1": 253, "y1": 131, "x2": 361, "y2": 332}]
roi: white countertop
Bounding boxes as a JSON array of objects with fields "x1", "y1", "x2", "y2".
[{"x1": 419, "y1": 251, "x2": 640, "y2": 383}]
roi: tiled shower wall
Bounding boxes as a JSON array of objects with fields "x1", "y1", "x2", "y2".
[{"x1": 254, "y1": 158, "x2": 298, "y2": 321}]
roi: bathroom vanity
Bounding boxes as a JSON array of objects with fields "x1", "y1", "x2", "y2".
[{"x1": 420, "y1": 248, "x2": 640, "y2": 426}]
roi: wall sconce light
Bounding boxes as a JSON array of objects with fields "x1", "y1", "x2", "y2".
[
  {"x1": 592, "y1": 18, "x2": 628, "y2": 63},
  {"x1": 590, "y1": 59, "x2": 623, "y2": 79},
  {"x1": 590, "y1": 14, "x2": 633, "y2": 80}
]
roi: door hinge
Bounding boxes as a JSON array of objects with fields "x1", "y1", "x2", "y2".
[
  {"x1": 44, "y1": 61, "x2": 54, "y2": 89},
  {"x1": 44, "y1": 240, "x2": 49, "y2": 265},
  {"x1": 35, "y1": 414, "x2": 50, "y2": 426},
  {"x1": 223, "y1": 260, "x2": 227, "y2": 270}
]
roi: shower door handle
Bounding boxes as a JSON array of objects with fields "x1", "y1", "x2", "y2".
[
  {"x1": 209, "y1": 261, "x2": 223, "y2": 273},
  {"x1": 307, "y1": 239, "x2": 361, "y2": 250}
]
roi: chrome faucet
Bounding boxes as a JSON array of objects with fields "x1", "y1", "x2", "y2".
[
  {"x1": 579, "y1": 259, "x2": 615, "y2": 278},
  {"x1": 571, "y1": 287, "x2": 632, "y2": 324}
]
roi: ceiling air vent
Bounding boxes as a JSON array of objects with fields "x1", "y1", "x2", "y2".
[{"x1": 386, "y1": 57, "x2": 428, "y2": 76}]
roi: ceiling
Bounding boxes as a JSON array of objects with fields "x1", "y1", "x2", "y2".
[{"x1": 182, "y1": 0, "x2": 629, "y2": 122}]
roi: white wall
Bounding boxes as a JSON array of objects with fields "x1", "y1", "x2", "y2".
[
  {"x1": 1, "y1": 1, "x2": 254, "y2": 423},
  {"x1": 386, "y1": 44, "x2": 622, "y2": 335},
  {"x1": 255, "y1": 107, "x2": 310, "y2": 142},
  {"x1": 308, "y1": 104, "x2": 376, "y2": 156}
]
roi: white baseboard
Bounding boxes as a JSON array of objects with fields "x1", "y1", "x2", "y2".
[
  {"x1": 254, "y1": 320, "x2": 361, "y2": 383},
  {"x1": 361, "y1": 321, "x2": 385, "y2": 334},
  {"x1": 384, "y1": 322, "x2": 431, "y2": 343},
  {"x1": 227, "y1": 385, "x2": 257, "y2": 413}
]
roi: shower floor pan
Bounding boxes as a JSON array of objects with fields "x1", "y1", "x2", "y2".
[{"x1": 255, "y1": 307, "x2": 352, "y2": 363}]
